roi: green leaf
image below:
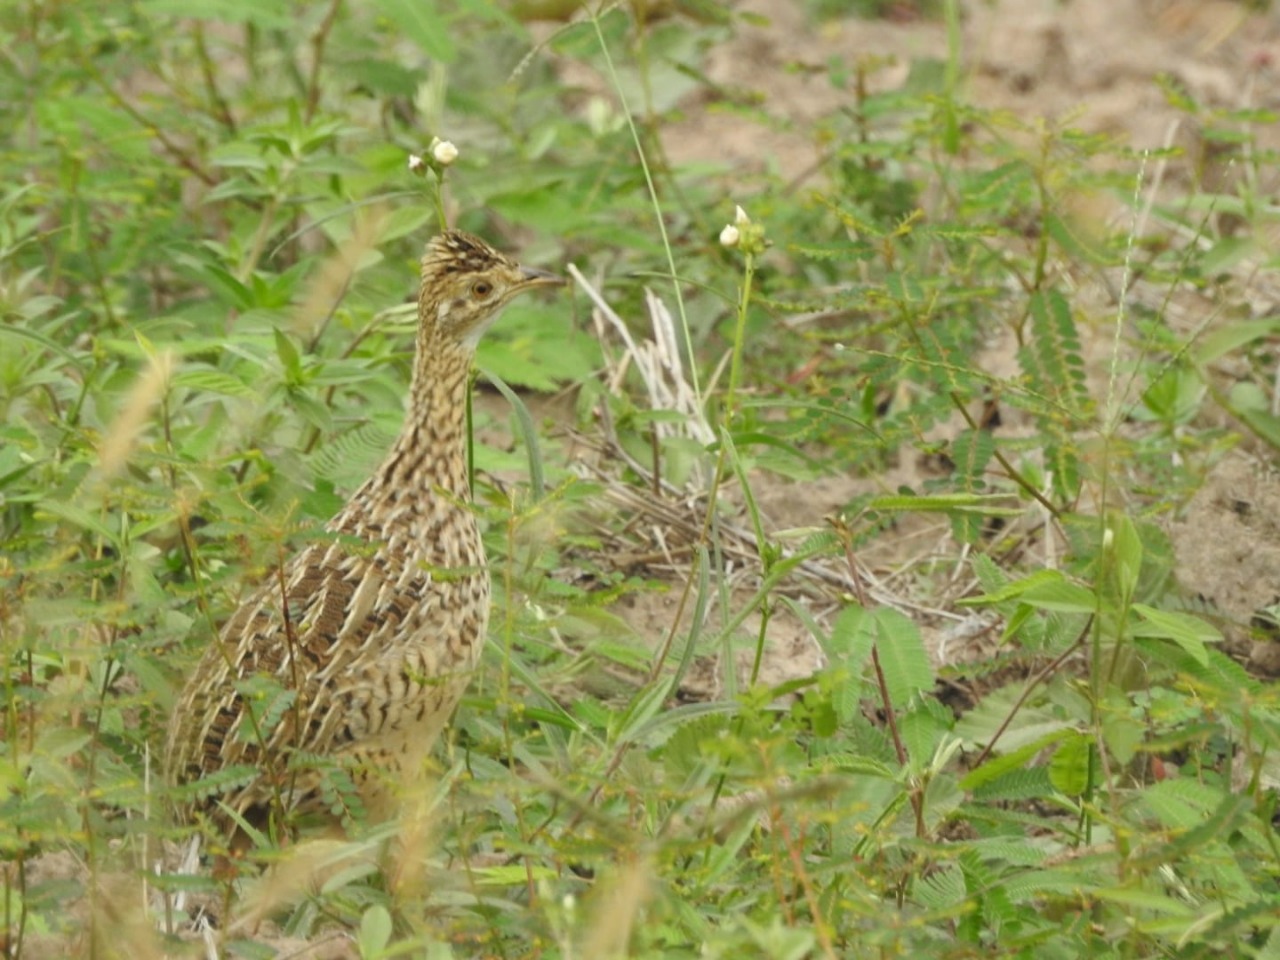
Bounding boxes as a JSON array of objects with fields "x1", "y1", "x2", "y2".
[
  {"x1": 289, "y1": 388, "x2": 333, "y2": 432},
  {"x1": 0, "y1": 321, "x2": 86, "y2": 369},
  {"x1": 37, "y1": 500, "x2": 119, "y2": 547},
  {"x1": 961, "y1": 568, "x2": 1088, "y2": 609},
  {"x1": 873, "y1": 607, "x2": 933, "y2": 709},
  {"x1": 1019, "y1": 578, "x2": 1097, "y2": 614},
  {"x1": 358, "y1": 904, "x2": 393, "y2": 958},
  {"x1": 1091, "y1": 886, "x2": 1195, "y2": 916},
  {"x1": 864, "y1": 492, "x2": 1019, "y2": 516},
  {"x1": 1130, "y1": 604, "x2": 1220, "y2": 665},
  {"x1": 825, "y1": 604, "x2": 875, "y2": 667},
  {"x1": 613, "y1": 677, "x2": 676, "y2": 746},
  {"x1": 951, "y1": 428, "x2": 994, "y2": 488},
  {"x1": 900, "y1": 702, "x2": 948, "y2": 773},
  {"x1": 959, "y1": 729, "x2": 1072, "y2": 791},
  {"x1": 1106, "y1": 512, "x2": 1143, "y2": 606},
  {"x1": 1047, "y1": 731, "x2": 1091, "y2": 796},
  {"x1": 1141, "y1": 779, "x2": 1226, "y2": 830},
  {"x1": 1102, "y1": 711, "x2": 1144, "y2": 766},
  {"x1": 172, "y1": 368, "x2": 255, "y2": 398},
  {"x1": 485, "y1": 372, "x2": 545, "y2": 501},
  {"x1": 273, "y1": 328, "x2": 302, "y2": 379},
  {"x1": 1045, "y1": 211, "x2": 1115, "y2": 266},
  {"x1": 375, "y1": 0, "x2": 457, "y2": 62},
  {"x1": 140, "y1": 0, "x2": 294, "y2": 28},
  {"x1": 1194, "y1": 315, "x2": 1280, "y2": 365},
  {"x1": 35, "y1": 727, "x2": 93, "y2": 761},
  {"x1": 1019, "y1": 288, "x2": 1088, "y2": 420}
]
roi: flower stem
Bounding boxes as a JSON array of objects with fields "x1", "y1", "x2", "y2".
[
  {"x1": 725, "y1": 250, "x2": 756, "y2": 424},
  {"x1": 431, "y1": 171, "x2": 448, "y2": 231}
]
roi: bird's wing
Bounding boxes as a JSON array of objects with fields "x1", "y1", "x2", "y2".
[{"x1": 166, "y1": 537, "x2": 430, "y2": 787}]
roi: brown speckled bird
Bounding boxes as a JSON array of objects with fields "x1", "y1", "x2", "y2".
[{"x1": 165, "y1": 230, "x2": 561, "y2": 839}]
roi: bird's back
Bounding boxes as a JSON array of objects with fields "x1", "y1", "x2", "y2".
[
  {"x1": 165, "y1": 229, "x2": 557, "y2": 840},
  {"x1": 165, "y1": 484, "x2": 488, "y2": 831}
]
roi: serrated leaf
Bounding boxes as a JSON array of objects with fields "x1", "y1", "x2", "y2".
[
  {"x1": 169, "y1": 764, "x2": 261, "y2": 804},
  {"x1": 825, "y1": 604, "x2": 875, "y2": 666},
  {"x1": 914, "y1": 863, "x2": 967, "y2": 910},
  {"x1": 1142, "y1": 779, "x2": 1224, "y2": 829},
  {"x1": 1045, "y1": 211, "x2": 1115, "y2": 266},
  {"x1": 310, "y1": 422, "x2": 398, "y2": 485},
  {"x1": 970, "y1": 552, "x2": 1009, "y2": 594},
  {"x1": 960, "y1": 568, "x2": 1071, "y2": 606},
  {"x1": 952, "y1": 428, "x2": 994, "y2": 489},
  {"x1": 1019, "y1": 289, "x2": 1088, "y2": 422},
  {"x1": 959, "y1": 730, "x2": 1070, "y2": 792},
  {"x1": 629, "y1": 698, "x2": 737, "y2": 745},
  {"x1": 826, "y1": 754, "x2": 899, "y2": 779},
  {"x1": 172, "y1": 368, "x2": 255, "y2": 398}
]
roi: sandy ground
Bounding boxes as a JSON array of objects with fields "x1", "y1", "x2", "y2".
[
  {"x1": 665, "y1": 0, "x2": 1280, "y2": 184},
  {"x1": 620, "y1": 0, "x2": 1280, "y2": 678}
]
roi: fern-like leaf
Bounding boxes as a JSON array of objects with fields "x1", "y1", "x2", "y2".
[
  {"x1": 1018, "y1": 289, "x2": 1089, "y2": 421},
  {"x1": 872, "y1": 607, "x2": 934, "y2": 709},
  {"x1": 309, "y1": 422, "x2": 397, "y2": 484}
]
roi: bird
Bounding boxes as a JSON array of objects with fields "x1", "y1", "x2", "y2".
[{"x1": 165, "y1": 229, "x2": 562, "y2": 844}]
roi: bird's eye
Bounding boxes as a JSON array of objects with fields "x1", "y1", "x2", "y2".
[{"x1": 471, "y1": 280, "x2": 493, "y2": 299}]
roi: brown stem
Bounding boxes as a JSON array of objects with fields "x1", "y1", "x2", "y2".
[
  {"x1": 81, "y1": 59, "x2": 216, "y2": 186},
  {"x1": 193, "y1": 24, "x2": 238, "y2": 133},
  {"x1": 836, "y1": 523, "x2": 925, "y2": 836},
  {"x1": 970, "y1": 617, "x2": 1092, "y2": 770},
  {"x1": 304, "y1": 0, "x2": 343, "y2": 122}
]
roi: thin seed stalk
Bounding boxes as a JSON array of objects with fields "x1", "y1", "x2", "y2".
[{"x1": 724, "y1": 250, "x2": 756, "y2": 424}]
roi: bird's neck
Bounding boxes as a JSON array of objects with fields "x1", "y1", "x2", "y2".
[{"x1": 368, "y1": 333, "x2": 474, "y2": 506}]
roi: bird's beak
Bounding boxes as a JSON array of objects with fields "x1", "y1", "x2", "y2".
[{"x1": 517, "y1": 265, "x2": 565, "y2": 289}]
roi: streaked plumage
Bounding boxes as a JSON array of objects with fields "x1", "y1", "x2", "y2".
[{"x1": 165, "y1": 230, "x2": 560, "y2": 838}]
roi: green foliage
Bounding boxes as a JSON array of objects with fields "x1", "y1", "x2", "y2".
[{"x1": 2, "y1": 0, "x2": 1278, "y2": 957}]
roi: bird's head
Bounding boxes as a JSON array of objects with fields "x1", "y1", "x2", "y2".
[{"x1": 419, "y1": 230, "x2": 562, "y2": 349}]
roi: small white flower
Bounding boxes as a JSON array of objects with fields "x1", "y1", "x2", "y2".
[
  {"x1": 719, "y1": 224, "x2": 740, "y2": 248},
  {"x1": 431, "y1": 139, "x2": 459, "y2": 166},
  {"x1": 407, "y1": 153, "x2": 426, "y2": 173},
  {"x1": 734, "y1": 204, "x2": 751, "y2": 225}
]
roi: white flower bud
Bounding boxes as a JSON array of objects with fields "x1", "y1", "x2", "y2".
[
  {"x1": 719, "y1": 224, "x2": 740, "y2": 247},
  {"x1": 1102, "y1": 528, "x2": 1114, "y2": 550},
  {"x1": 734, "y1": 204, "x2": 751, "y2": 225},
  {"x1": 431, "y1": 139, "x2": 458, "y2": 166},
  {"x1": 407, "y1": 154, "x2": 426, "y2": 173}
]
